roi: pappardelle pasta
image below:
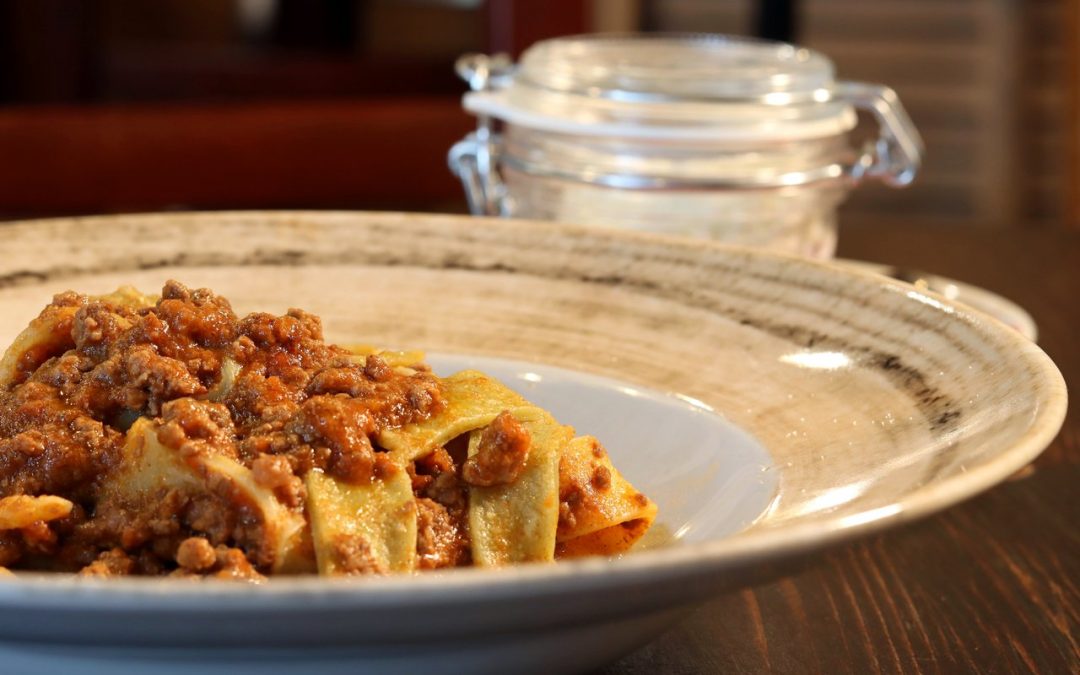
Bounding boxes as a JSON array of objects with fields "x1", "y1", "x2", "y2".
[{"x1": 0, "y1": 282, "x2": 655, "y2": 580}]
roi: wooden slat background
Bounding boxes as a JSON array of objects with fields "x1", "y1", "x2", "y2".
[{"x1": 652, "y1": 0, "x2": 1073, "y2": 230}]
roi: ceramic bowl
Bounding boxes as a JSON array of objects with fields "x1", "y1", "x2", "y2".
[{"x1": 0, "y1": 212, "x2": 1065, "y2": 675}]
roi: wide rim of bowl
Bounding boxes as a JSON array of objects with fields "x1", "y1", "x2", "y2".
[{"x1": 0, "y1": 211, "x2": 1067, "y2": 610}]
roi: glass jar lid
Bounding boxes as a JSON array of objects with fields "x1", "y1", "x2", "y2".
[
  {"x1": 518, "y1": 33, "x2": 835, "y2": 104},
  {"x1": 462, "y1": 33, "x2": 857, "y2": 141}
]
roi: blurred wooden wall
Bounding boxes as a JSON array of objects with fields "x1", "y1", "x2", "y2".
[
  {"x1": 1068, "y1": 0, "x2": 1080, "y2": 229},
  {"x1": 653, "y1": 0, "x2": 1079, "y2": 231},
  {"x1": 0, "y1": 0, "x2": 586, "y2": 220}
]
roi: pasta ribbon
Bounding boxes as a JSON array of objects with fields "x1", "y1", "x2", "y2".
[
  {"x1": 342, "y1": 344, "x2": 427, "y2": 369},
  {"x1": 0, "y1": 304, "x2": 79, "y2": 388},
  {"x1": 206, "y1": 357, "x2": 241, "y2": 402},
  {"x1": 467, "y1": 407, "x2": 568, "y2": 566},
  {"x1": 378, "y1": 370, "x2": 529, "y2": 463},
  {"x1": 555, "y1": 436, "x2": 658, "y2": 558},
  {"x1": 0, "y1": 495, "x2": 73, "y2": 530},
  {"x1": 306, "y1": 468, "x2": 417, "y2": 575}
]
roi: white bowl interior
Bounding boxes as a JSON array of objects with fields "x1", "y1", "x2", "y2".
[{"x1": 430, "y1": 354, "x2": 778, "y2": 546}]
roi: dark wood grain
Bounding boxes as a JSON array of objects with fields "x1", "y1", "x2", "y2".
[
  {"x1": 1067, "y1": 0, "x2": 1080, "y2": 229},
  {"x1": 598, "y1": 223, "x2": 1080, "y2": 674}
]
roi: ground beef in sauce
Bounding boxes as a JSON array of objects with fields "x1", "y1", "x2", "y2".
[
  {"x1": 461, "y1": 411, "x2": 531, "y2": 487},
  {"x1": 410, "y1": 447, "x2": 470, "y2": 568},
  {"x1": 250, "y1": 454, "x2": 305, "y2": 508},
  {"x1": 175, "y1": 536, "x2": 217, "y2": 572},
  {"x1": 170, "y1": 538, "x2": 265, "y2": 582},
  {"x1": 415, "y1": 497, "x2": 470, "y2": 569},
  {"x1": 156, "y1": 398, "x2": 237, "y2": 459},
  {"x1": 0, "y1": 281, "x2": 445, "y2": 576},
  {"x1": 330, "y1": 534, "x2": 385, "y2": 575},
  {"x1": 80, "y1": 548, "x2": 136, "y2": 577}
]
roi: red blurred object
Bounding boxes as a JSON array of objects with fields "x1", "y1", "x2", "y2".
[
  {"x1": 0, "y1": 0, "x2": 589, "y2": 219},
  {"x1": 0, "y1": 99, "x2": 473, "y2": 217}
]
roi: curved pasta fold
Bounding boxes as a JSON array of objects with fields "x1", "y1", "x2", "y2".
[
  {"x1": 0, "y1": 286, "x2": 155, "y2": 387},
  {"x1": 377, "y1": 370, "x2": 529, "y2": 463},
  {"x1": 378, "y1": 369, "x2": 656, "y2": 570},
  {"x1": 555, "y1": 436, "x2": 658, "y2": 558},
  {"x1": 100, "y1": 418, "x2": 311, "y2": 574}
]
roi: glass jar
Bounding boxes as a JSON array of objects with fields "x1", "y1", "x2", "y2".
[{"x1": 448, "y1": 34, "x2": 923, "y2": 259}]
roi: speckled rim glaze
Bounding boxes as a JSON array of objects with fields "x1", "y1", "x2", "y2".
[{"x1": 0, "y1": 211, "x2": 1066, "y2": 611}]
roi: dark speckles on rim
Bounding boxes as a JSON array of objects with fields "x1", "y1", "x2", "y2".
[
  {"x1": 723, "y1": 316, "x2": 963, "y2": 434},
  {"x1": 0, "y1": 270, "x2": 49, "y2": 287}
]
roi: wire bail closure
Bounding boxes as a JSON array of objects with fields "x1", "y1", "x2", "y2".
[
  {"x1": 447, "y1": 53, "x2": 515, "y2": 216},
  {"x1": 448, "y1": 52, "x2": 923, "y2": 216},
  {"x1": 834, "y1": 81, "x2": 923, "y2": 187}
]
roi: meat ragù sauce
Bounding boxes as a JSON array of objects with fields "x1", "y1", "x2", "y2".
[{"x1": 0, "y1": 281, "x2": 444, "y2": 578}]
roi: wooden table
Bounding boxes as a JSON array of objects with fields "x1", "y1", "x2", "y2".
[{"x1": 599, "y1": 223, "x2": 1079, "y2": 674}]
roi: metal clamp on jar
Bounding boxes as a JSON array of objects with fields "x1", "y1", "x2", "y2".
[{"x1": 449, "y1": 34, "x2": 923, "y2": 259}]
